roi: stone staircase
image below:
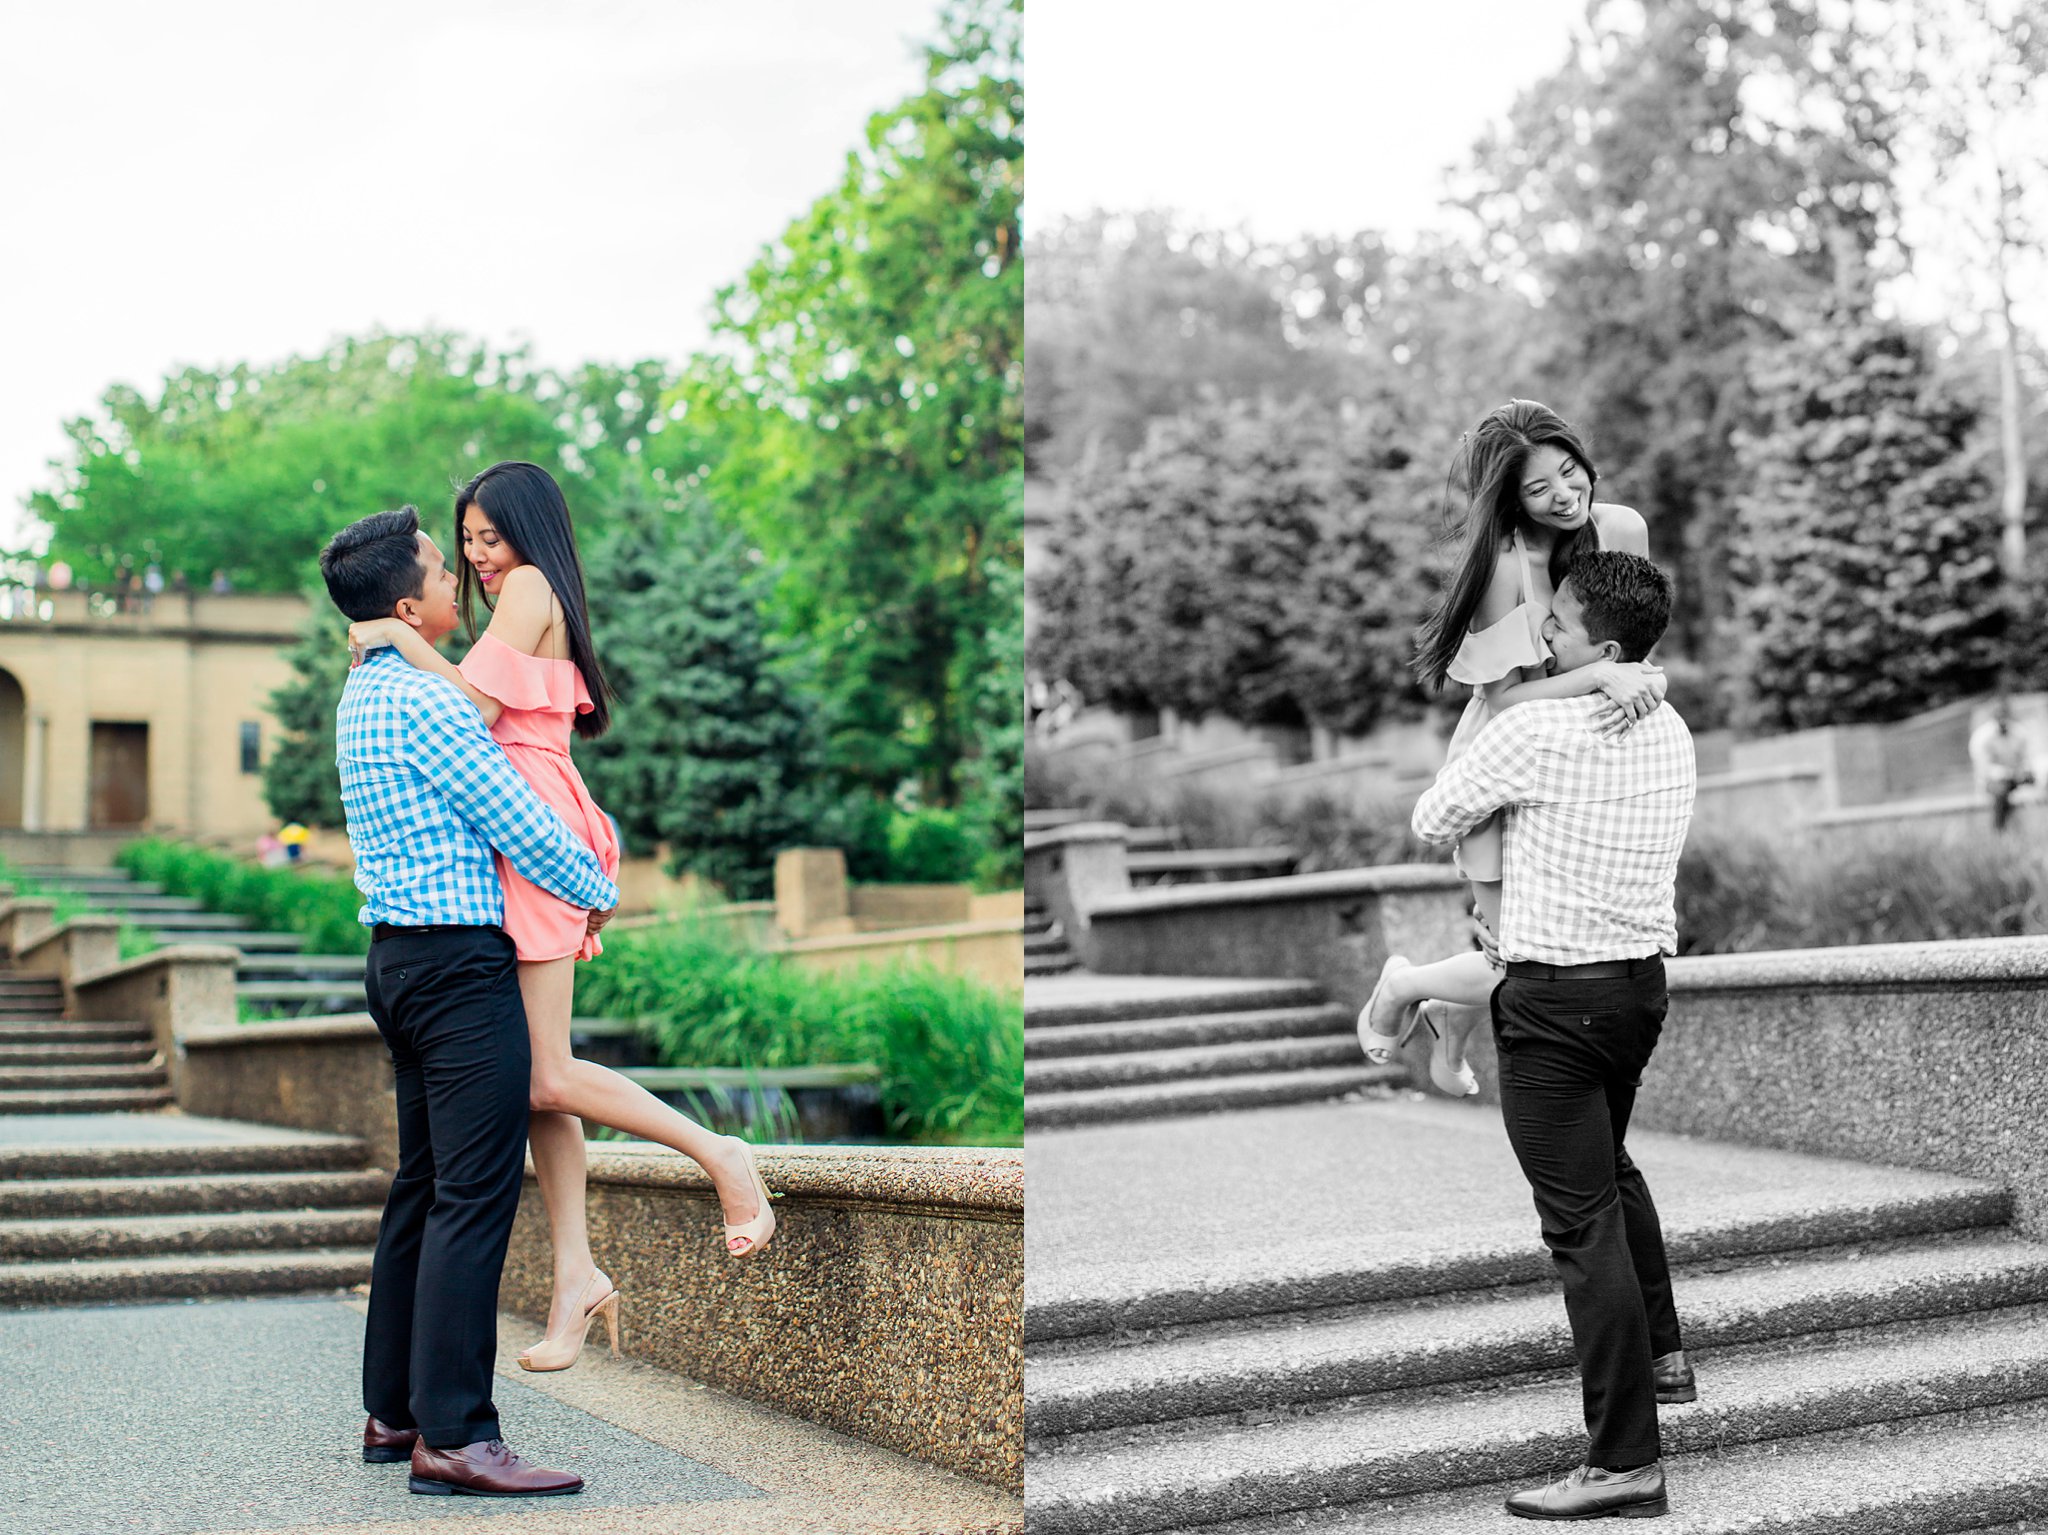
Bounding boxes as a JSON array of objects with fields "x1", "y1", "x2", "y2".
[
  {"x1": 1025, "y1": 898, "x2": 1079, "y2": 978},
  {"x1": 1025, "y1": 1108, "x2": 2048, "y2": 1533},
  {"x1": 0, "y1": 974, "x2": 170, "y2": 1112},
  {"x1": 1024, "y1": 974, "x2": 1395, "y2": 1129},
  {"x1": 18, "y1": 864, "x2": 368, "y2": 1015}
]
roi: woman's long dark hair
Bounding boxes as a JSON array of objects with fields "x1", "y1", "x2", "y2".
[
  {"x1": 1412, "y1": 399, "x2": 1600, "y2": 693},
  {"x1": 454, "y1": 461, "x2": 615, "y2": 739}
]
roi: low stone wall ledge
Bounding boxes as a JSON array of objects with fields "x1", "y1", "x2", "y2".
[
  {"x1": 1669, "y1": 934, "x2": 2048, "y2": 993},
  {"x1": 1021, "y1": 820, "x2": 1129, "y2": 854},
  {"x1": 1092, "y1": 862, "x2": 1464, "y2": 917},
  {"x1": 570, "y1": 1141, "x2": 1023, "y2": 1218},
  {"x1": 779, "y1": 918, "x2": 1021, "y2": 955},
  {"x1": 182, "y1": 1013, "x2": 381, "y2": 1050}
]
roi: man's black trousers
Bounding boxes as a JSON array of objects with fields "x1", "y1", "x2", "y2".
[
  {"x1": 360, "y1": 924, "x2": 531, "y2": 1448},
  {"x1": 1492, "y1": 958, "x2": 1683, "y2": 1469}
]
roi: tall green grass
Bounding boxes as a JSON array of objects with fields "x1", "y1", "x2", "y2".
[
  {"x1": 575, "y1": 918, "x2": 1022, "y2": 1146},
  {"x1": 116, "y1": 839, "x2": 370, "y2": 955}
]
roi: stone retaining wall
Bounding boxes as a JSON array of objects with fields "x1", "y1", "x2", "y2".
[
  {"x1": 500, "y1": 1142, "x2": 1022, "y2": 1489},
  {"x1": 1087, "y1": 866, "x2": 1470, "y2": 1010},
  {"x1": 180, "y1": 1013, "x2": 400, "y2": 1170}
]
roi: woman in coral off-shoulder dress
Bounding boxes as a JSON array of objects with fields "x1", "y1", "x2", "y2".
[{"x1": 348, "y1": 460, "x2": 776, "y2": 1374}]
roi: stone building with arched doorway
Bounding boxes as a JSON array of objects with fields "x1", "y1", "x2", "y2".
[{"x1": 0, "y1": 589, "x2": 308, "y2": 860}]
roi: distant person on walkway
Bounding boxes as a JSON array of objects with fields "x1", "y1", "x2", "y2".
[
  {"x1": 1409, "y1": 550, "x2": 1696, "y2": 1521},
  {"x1": 345, "y1": 461, "x2": 778, "y2": 1376},
  {"x1": 210, "y1": 567, "x2": 232, "y2": 594},
  {"x1": 321, "y1": 505, "x2": 617, "y2": 1497},
  {"x1": 1360, "y1": 400, "x2": 1665, "y2": 1096},
  {"x1": 1969, "y1": 697, "x2": 2034, "y2": 832}
]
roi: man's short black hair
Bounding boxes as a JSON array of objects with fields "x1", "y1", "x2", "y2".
[
  {"x1": 1562, "y1": 549, "x2": 1672, "y2": 664},
  {"x1": 319, "y1": 506, "x2": 425, "y2": 621}
]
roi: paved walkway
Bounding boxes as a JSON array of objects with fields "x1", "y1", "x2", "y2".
[{"x1": 4, "y1": 1293, "x2": 1019, "y2": 1535}]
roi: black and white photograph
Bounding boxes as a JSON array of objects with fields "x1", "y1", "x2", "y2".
[{"x1": 1023, "y1": 0, "x2": 2048, "y2": 1527}]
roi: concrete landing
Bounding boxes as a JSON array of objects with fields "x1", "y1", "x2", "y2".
[
  {"x1": 1026, "y1": 1096, "x2": 2012, "y2": 1335},
  {"x1": 0, "y1": 1112, "x2": 355, "y2": 1150},
  {"x1": 3, "y1": 1295, "x2": 1021, "y2": 1535}
]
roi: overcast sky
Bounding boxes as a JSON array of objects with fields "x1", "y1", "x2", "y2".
[{"x1": 0, "y1": 0, "x2": 941, "y2": 543}]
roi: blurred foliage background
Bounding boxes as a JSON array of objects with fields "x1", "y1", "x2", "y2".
[
  {"x1": 1026, "y1": 0, "x2": 2048, "y2": 737},
  {"x1": 21, "y1": 0, "x2": 1021, "y2": 900}
]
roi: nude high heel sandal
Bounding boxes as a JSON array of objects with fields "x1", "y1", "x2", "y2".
[
  {"x1": 1415, "y1": 1001, "x2": 1480, "y2": 1097},
  {"x1": 518, "y1": 1272, "x2": 623, "y2": 1372},
  {"x1": 722, "y1": 1137, "x2": 778, "y2": 1257}
]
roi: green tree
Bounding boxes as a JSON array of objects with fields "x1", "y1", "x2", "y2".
[
  {"x1": 1031, "y1": 396, "x2": 1433, "y2": 734},
  {"x1": 578, "y1": 496, "x2": 834, "y2": 901},
  {"x1": 1728, "y1": 294, "x2": 2002, "y2": 727},
  {"x1": 24, "y1": 332, "x2": 592, "y2": 591},
  {"x1": 664, "y1": 0, "x2": 1022, "y2": 809},
  {"x1": 261, "y1": 597, "x2": 352, "y2": 829},
  {"x1": 958, "y1": 549, "x2": 1024, "y2": 886}
]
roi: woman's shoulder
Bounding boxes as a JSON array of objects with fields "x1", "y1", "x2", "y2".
[
  {"x1": 1592, "y1": 502, "x2": 1649, "y2": 551},
  {"x1": 484, "y1": 566, "x2": 565, "y2": 654},
  {"x1": 1470, "y1": 538, "x2": 1527, "y2": 627}
]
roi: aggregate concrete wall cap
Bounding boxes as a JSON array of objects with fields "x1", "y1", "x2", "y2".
[
  {"x1": 181, "y1": 1012, "x2": 381, "y2": 1049},
  {"x1": 1090, "y1": 863, "x2": 1466, "y2": 917},
  {"x1": 561, "y1": 1140, "x2": 1023, "y2": 1217},
  {"x1": 78, "y1": 942, "x2": 244, "y2": 987},
  {"x1": 1695, "y1": 764, "x2": 1826, "y2": 789},
  {"x1": 780, "y1": 917, "x2": 1023, "y2": 953},
  {"x1": 1022, "y1": 821, "x2": 1131, "y2": 854},
  {"x1": 1668, "y1": 933, "x2": 2048, "y2": 993},
  {"x1": 1806, "y1": 792, "x2": 1990, "y2": 826}
]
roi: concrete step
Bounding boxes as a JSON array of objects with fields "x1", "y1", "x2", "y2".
[
  {"x1": 0, "y1": 1246, "x2": 377, "y2": 1306},
  {"x1": 137, "y1": 911, "x2": 250, "y2": 931},
  {"x1": 0, "y1": 1086, "x2": 174, "y2": 1113},
  {"x1": 0, "y1": 1206, "x2": 382, "y2": 1261},
  {"x1": 233, "y1": 953, "x2": 366, "y2": 976},
  {"x1": 12, "y1": 866, "x2": 132, "y2": 882},
  {"x1": 1025, "y1": 1307, "x2": 2048, "y2": 1535},
  {"x1": 0, "y1": 1129, "x2": 369, "y2": 1181},
  {"x1": 0, "y1": 1041, "x2": 156, "y2": 1066},
  {"x1": 1026, "y1": 1164, "x2": 2014, "y2": 1344},
  {"x1": 66, "y1": 893, "x2": 205, "y2": 913},
  {"x1": 1025, "y1": 931, "x2": 1069, "y2": 956},
  {"x1": 0, "y1": 1020, "x2": 149, "y2": 1045},
  {"x1": 1027, "y1": 954, "x2": 1082, "y2": 977},
  {"x1": 1025, "y1": 1034, "x2": 1363, "y2": 1094},
  {"x1": 1027, "y1": 977, "x2": 1328, "y2": 1028},
  {"x1": 1025, "y1": 1005, "x2": 1354, "y2": 1060},
  {"x1": 1025, "y1": 1064, "x2": 1398, "y2": 1130},
  {"x1": 1172, "y1": 1396, "x2": 2048, "y2": 1534},
  {"x1": 172, "y1": 930, "x2": 304, "y2": 953},
  {"x1": 0, "y1": 1063, "x2": 168, "y2": 1091},
  {"x1": 235, "y1": 979, "x2": 368, "y2": 1005},
  {"x1": 1025, "y1": 916, "x2": 1054, "y2": 937},
  {"x1": 1027, "y1": 1231, "x2": 2048, "y2": 1439},
  {"x1": 0, "y1": 1169, "x2": 389, "y2": 1219}
]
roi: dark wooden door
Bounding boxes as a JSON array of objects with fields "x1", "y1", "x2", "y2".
[{"x1": 89, "y1": 722, "x2": 149, "y2": 827}]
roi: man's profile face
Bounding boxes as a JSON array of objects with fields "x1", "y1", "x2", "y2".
[
  {"x1": 400, "y1": 533, "x2": 460, "y2": 642},
  {"x1": 1542, "y1": 582, "x2": 1617, "y2": 676}
]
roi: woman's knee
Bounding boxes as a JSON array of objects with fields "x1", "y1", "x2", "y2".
[{"x1": 529, "y1": 1066, "x2": 575, "y2": 1115}]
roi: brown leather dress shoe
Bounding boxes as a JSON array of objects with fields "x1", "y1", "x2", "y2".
[
  {"x1": 362, "y1": 1415, "x2": 419, "y2": 1464},
  {"x1": 1505, "y1": 1462, "x2": 1667, "y2": 1519},
  {"x1": 409, "y1": 1438, "x2": 584, "y2": 1498},
  {"x1": 1653, "y1": 1349, "x2": 1697, "y2": 1404}
]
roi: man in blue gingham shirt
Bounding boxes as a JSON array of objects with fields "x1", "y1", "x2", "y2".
[
  {"x1": 338, "y1": 647, "x2": 617, "y2": 926},
  {"x1": 323, "y1": 505, "x2": 608, "y2": 1497},
  {"x1": 1411, "y1": 550, "x2": 1697, "y2": 1522}
]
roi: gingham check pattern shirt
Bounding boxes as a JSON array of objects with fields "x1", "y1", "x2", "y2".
[
  {"x1": 336, "y1": 647, "x2": 619, "y2": 930},
  {"x1": 1412, "y1": 696, "x2": 1696, "y2": 965}
]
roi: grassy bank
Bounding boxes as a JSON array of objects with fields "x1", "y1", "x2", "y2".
[
  {"x1": 116, "y1": 839, "x2": 369, "y2": 955},
  {"x1": 576, "y1": 917, "x2": 1023, "y2": 1147}
]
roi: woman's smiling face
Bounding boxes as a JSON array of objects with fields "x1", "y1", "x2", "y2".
[
  {"x1": 1518, "y1": 444, "x2": 1592, "y2": 533},
  {"x1": 460, "y1": 503, "x2": 523, "y2": 590}
]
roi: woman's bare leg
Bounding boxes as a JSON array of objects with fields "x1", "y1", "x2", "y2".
[
  {"x1": 521, "y1": 956, "x2": 765, "y2": 1261},
  {"x1": 1360, "y1": 882, "x2": 1505, "y2": 1078}
]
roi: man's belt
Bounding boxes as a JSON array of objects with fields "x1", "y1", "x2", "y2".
[
  {"x1": 371, "y1": 922, "x2": 494, "y2": 942},
  {"x1": 1504, "y1": 955, "x2": 1662, "y2": 981}
]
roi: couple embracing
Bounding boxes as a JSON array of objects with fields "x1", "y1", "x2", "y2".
[
  {"x1": 319, "y1": 462, "x2": 776, "y2": 1498},
  {"x1": 1359, "y1": 401, "x2": 1700, "y2": 1520}
]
